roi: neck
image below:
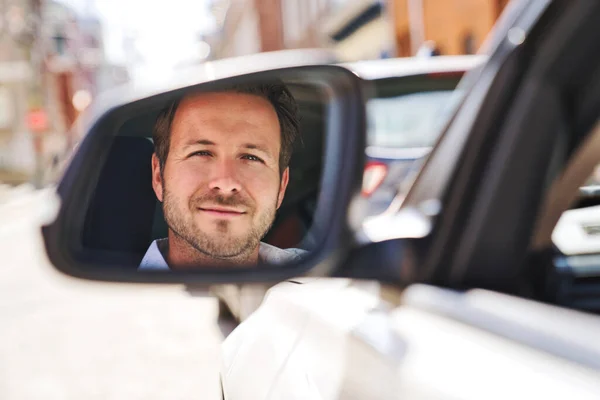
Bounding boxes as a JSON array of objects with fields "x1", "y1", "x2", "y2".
[{"x1": 164, "y1": 231, "x2": 260, "y2": 270}]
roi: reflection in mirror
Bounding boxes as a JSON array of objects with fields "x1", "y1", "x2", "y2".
[{"x1": 82, "y1": 78, "x2": 327, "y2": 272}]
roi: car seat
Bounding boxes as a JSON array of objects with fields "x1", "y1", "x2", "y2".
[{"x1": 82, "y1": 136, "x2": 157, "y2": 266}]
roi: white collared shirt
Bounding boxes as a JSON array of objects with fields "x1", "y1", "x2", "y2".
[{"x1": 138, "y1": 239, "x2": 307, "y2": 270}]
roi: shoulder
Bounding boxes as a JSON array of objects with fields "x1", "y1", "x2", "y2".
[
  {"x1": 259, "y1": 242, "x2": 308, "y2": 265},
  {"x1": 138, "y1": 239, "x2": 170, "y2": 271}
]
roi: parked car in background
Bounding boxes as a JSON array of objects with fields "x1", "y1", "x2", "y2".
[{"x1": 344, "y1": 55, "x2": 487, "y2": 216}]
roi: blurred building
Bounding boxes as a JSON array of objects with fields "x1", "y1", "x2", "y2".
[
  {"x1": 0, "y1": 0, "x2": 41, "y2": 183},
  {"x1": 391, "y1": 0, "x2": 510, "y2": 56},
  {"x1": 42, "y1": 1, "x2": 105, "y2": 143},
  {"x1": 321, "y1": 0, "x2": 396, "y2": 61},
  {"x1": 204, "y1": 0, "x2": 260, "y2": 59},
  {"x1": 0, "y1": 0, "x2": 128, "y2": 185},
  {"x1": 207, "y1": 0, "x2": 510, "y2": 62},
  {"x1": 206, "y1": 0, "x2": 393, "y2": 62},
  {"x1": 40, "y1": 0, "x2": 128, "y2": 182}
]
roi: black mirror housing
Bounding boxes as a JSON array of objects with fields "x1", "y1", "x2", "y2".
[{"x1": 42, "y1": 63, "x2": 366, "y2": 285}]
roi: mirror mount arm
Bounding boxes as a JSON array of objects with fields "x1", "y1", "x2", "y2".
[{"x1": 334, "y1": 239, "x2": 418, "y2": 287}]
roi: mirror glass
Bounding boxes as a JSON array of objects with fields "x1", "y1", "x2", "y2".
[{"x1": 81, "y1": 76, "x2": 328, "y2": 272}]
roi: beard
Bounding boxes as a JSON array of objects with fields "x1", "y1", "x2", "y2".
[{"x1": 162, "y1": 187, "x2": 278, "y2": 260}]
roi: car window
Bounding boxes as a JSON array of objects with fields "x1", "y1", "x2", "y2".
[
  {"x1": 367, "y1": 73, "x2": 463, "y2": 149},
  {"x1": 367, "y1": 90, "x2": 454, "y2": 148}
]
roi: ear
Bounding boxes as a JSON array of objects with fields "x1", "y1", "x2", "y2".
[
  {"x1": 151, "y1": 153, "x2": 164, "y2": 202},
  {"x1": 276, "y1": 167, "x2": 289, "y2": 209}
]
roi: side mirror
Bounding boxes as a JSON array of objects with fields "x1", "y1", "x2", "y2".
[{"x1": 42, "y1": 63, "x2": 366, "y2": 285}]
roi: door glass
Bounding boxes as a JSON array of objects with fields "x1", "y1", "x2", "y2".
[{"x1": 367, "y1": 90, "x2": 454, "y2": 148}]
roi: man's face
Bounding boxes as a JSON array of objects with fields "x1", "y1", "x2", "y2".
[{"x1": 151, "y1": 91, "x2": 289, "y2": 261}]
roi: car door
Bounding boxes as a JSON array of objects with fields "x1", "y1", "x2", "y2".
[
  {"x1": 221, "y1": 0, "x2": 600, "y2": 398},
  {"x1": 222, "y1": 281, "x2": 600, "y2": 400}
]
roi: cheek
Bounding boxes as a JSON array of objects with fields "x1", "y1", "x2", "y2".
[
  {"x1": 164, "y1": 162, "x2": 207, "y2": 199},
  {"x1": 239, "y1": 168, "x2": 281, "y2": 206}
]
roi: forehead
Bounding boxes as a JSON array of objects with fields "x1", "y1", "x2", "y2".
[{"x1": 170, "y1": 91, "x2": 281, "y2": 147}]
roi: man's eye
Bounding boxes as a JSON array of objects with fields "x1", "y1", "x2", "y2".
[
  {"x1": 190, "y1": 150, "x2": 212, "y2": 157},
  {"x1": 242, "y1": 154, "x2": 264, "y2": 163}
]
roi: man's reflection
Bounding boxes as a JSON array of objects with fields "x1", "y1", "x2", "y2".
[{"x1": 139, "y1": 83, "x2": 307, "y2": 271}]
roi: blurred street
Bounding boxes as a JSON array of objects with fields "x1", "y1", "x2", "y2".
[{"x1": 0, "y1": 186, "x2": 230, "y2": 400}]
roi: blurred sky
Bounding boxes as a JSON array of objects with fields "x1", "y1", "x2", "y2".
[{"x1": 57, "y1": 0, "x2": 216, "y2": 72}]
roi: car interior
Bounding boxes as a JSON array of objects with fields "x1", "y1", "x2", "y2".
[
  {"x1": 518, "y1": 2, "x2": 600, "y2": 313},
  {"x1": 461, "y1": 0, "x2": 600, "y2": 312},
  {"x1": 79, "y1": 83, "x2": 327, "y2": 268},
  {"x1": 537, "y1": 118, "x2": 600, "y2": 312}
]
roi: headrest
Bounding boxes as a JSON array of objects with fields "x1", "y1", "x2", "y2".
[{"x1": 82, "y1": 136, "x2": 157, "y2": 266}]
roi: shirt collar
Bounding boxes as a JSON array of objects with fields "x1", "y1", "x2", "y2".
[
  {"x1": 138, "y1": 239, "x2": 169, "y2": 271},
  {"x1": 138, "y1": 239, "x2": 306, "y2": 271}
]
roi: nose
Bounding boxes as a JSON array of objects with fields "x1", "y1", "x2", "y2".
[{"x1": 208, "y1": 160, "x2": 241, "y2": 193}]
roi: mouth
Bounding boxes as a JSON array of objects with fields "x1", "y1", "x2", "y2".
[{"x1": 198, "y1": 207, "x2": 246, "y2": 218}]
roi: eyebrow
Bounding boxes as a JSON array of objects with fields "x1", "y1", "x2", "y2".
[
  {"x1": 184, "y1": 139, "x2": 215, "y2": 147},
  {"x1": 242, "y1": 143, "x2": 272, "y2": 157}
]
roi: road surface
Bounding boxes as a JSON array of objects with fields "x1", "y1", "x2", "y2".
[{"x1": 0, "y1": 186, "x2": 231, "y2": 399}]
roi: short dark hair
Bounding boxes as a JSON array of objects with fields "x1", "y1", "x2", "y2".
[{"x1": 153, "y1": 82, "x2": 300, "y2": 175}]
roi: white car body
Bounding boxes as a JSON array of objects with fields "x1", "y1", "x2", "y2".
[{"x1": 221, "y1": 279, "x2": 600, "y2": 399}]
